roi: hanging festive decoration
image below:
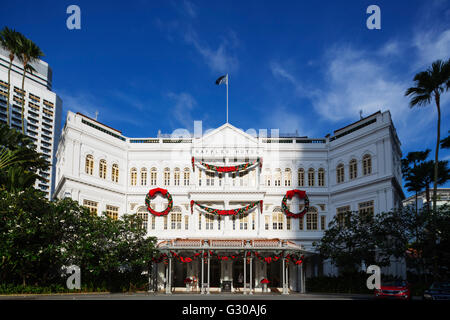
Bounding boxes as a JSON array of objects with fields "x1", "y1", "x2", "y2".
[
  {"x1": 254, "y1": 252, "x2": 283, "y2": 264},
  {"x1": 190, "y1": 200, "x2": 263, "y2": 216},
  {"x1": 281, "y1": 189, "x2": 310, "y2": 218},
  {"x1": 151, "y1": 250, "x2": 304, "y2": 267},
  {"x1": 151, "y1": 253, "x2": 168, "y2": 263},
  {"x1": 286, "y1": 254, "x2": 305, "y2": 265},
  {"x1": 191, "y1": 157, "x2": 262, "y2": 173},
  {"x1": 216, "y1": 254, "x2": 240, "y2": 261},
  {"x1": 145, "y1": 188, "x2": 173, "y2": 216}
]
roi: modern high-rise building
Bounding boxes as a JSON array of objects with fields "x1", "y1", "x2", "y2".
[{"x1": 0, "y1": 47, "x2": 62, "y2": 199}]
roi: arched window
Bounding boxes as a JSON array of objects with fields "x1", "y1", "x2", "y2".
[
  {"x1": 199, "y1": 169, "x2": 203, "y2": 186},
  {"x1": 174, "y1": 167, "x2": 180, "y2": 186},
  {"x1": 141, "y1": 168, "x2": 147, "y2": 186},
  {"x1": 137, "y1": 206, "x2": 148, "y2": 230},
  {"x1": 184, "y1": 215, "x2": 189, "y2": 230},
  {"x1": 284, "y1": 168, "x2": 292, "y2": 187},
  {"x1": 363, "y1": 154, "x2": 372, "y2": 175},
  {"x1": 99, "y1": 159, "x2": 107, "y2": 179},
  {"x1": 308, "y1": 168, "x2": 315, "y2": 186},
  {"x1": 306, "y1": 206, "x2": 318, "y2": 230},
  {"x1": 336, "y1": 164, "x2": 345, "y2": 183},
  {"x1": 170, "y1": 207, "x2": 182, "y2": 230},
  {"x1": 150, "y1": 215, "x2": 156, "y2": 230},
  {"x1": 298, "y1": 168, "x2": 304, "y2": 186},
  {"x1": 274, "y1": 169, "x2": 281, "y2": 186},
  {"x1": 349, "y1": 159, "x2": 357, "y2": 180},
  {"x1": 183, "y1": 168, "x2": 190, "y2": 186},
  {"x1": 106, "y1": 205, "x2": 119, "y2": 220},
  {"x1": 205, "y1": 214, "x2": 214, "y2": 230},
  {"x1": 272, "y1": 207, "x2": 284, "y2": 230},
  {"x1": 164, "y1": 167, "x2": 170, "y2": 186},
  {"x1": 240, "y1": 213, "x2": 248, "y2": 230},
  {"x1": 318, "y1": 168, "x2": 325, "y2": 186},
  {"x1": 150, "y1": 167, "x2": 157, "y2": 185},
  {"x1": 85, "y1": 155, "x2": 94, "y2": 175},
  {"x1": 130, "y1": 167, "x2": 137, "y2": 186},
  {"x1": 207, "y1": 171, "x2": 215, "y2": 186},
  {"x1": 265, "y1": 169, "x2": 271, "y2": 186},
  {"x1": 112, "y1": 163, "x2": 119, "y2": 182}
]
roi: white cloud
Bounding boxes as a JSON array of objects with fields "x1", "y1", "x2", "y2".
[
  {"x1": 184, "y1": 28, "x2": 239, "y2": 74},
  {"x1": 269, "y1": 41, "x2": 444, "y2": 149},
  {"x1": 167, "y1": 91, "x2": 197, "y2": 130},
  {"x1": 261, "y1": 104, "x2": 315, "y2": 138},
  {"x1": 59, "y1": 90, "x2": 144, "y2": 128},
  {"x1": 182, "y1": 0, "x2": 197, "y2": 18},
  {"x1": 413, "y1": 29, "x2": 450, "y2": 69}
]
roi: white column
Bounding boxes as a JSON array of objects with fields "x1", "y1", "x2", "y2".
[
  {"x1": 201, "y1": 251, "x2": 204, "y2": 294},
  {"x1": 286, "y1": 260, "x2": 289, "y2": 294},
  {"x1": 243, "y1": 252, "x2": 247, "y2": 294},
  {"x1": 300, "y1": 263, "x2": 305, "y2": 293},
  {"x1": 207, "y1": 251, "x2": 211, "y2": 294},
  {"x1": 169, "y1": 257, "x2": 173, "y2": 294},
  {"x1": 282, "y1": 254, "x2": 288, "y2": 295},
  {"x1": 249, "y1": 255, "x2": 253, "y2": 295}
]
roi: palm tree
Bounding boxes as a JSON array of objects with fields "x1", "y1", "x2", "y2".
[
  {"x1": 0, "y1": 122, "x2": 49, "y2": 192},
  {"x1": 441, "y1": 130, "x2": 450, "y2": 149},
  {"x1": 0, "y1": 27, "x2": 21, "y2": 127},
  {"x1": 402, "y1": 149, "x2": 430, "y2": 214},
  {"x1": 16, "y1": 34, "x2": 44, "y2": 134},
  {"x1": 405, "y1": 59, "x2": 450, "y2": 211}
]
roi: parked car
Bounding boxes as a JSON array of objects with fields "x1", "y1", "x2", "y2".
[
  {"x1": 423, "y1": 282, "x2": 450, "y2": 300},
  {"x1": 374, "y1": 280, "x2": 411, "y2": 300}
]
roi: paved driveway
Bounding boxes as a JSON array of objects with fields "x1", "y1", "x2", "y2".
[{"x1": 0, "y1": 292, "x2": 377, "y2": 300}]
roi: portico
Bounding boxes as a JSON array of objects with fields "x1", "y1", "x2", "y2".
[{"x1": 152, "y1": 238, "x2": 308, "y2": 294}]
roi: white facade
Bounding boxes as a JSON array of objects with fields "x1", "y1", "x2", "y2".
[
  {"x1": 0, "y1": 48, "x2": 62, "y2": 199},
  {"x1": 403, "y1": 188, "x2": 450, "y2": 210},
  {"x1": 55, "y1": 110, "x2": 405, "y2": 291}
]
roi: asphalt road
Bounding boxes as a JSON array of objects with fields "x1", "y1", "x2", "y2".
[{"x1": 0, "y1": 292, "x2": 395, "y2": 300}]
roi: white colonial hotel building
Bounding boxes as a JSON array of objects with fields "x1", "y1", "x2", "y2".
[{"x1": 54, "y1": 110, "x2": 405, "y2": 293}]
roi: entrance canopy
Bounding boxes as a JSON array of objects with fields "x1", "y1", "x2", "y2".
[{"x1": 157, "y1": 238, "x2": 310, "y2": 255}]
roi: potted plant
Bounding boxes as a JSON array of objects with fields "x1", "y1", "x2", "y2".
[{"x1": 261, "y1": 278, "x2": 270, "y2": 293}]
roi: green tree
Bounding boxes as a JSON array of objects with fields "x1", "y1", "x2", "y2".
[
  {"x1": 0, "y1": 27, "x2": 21, "y2": 127},
  {"x1": 16, "y1": 34, "x2": 44, "y2": 134},
  {"x1": 0, "y1": 123, "x2": 48, "y2": 192},
  {"x1": 314, "y1": 211, "x2": 390, "y2": 275},
  {"x1": 441, "y1": 130, "x2": 450, "y2": 149},
  {"x1": 402, "y1": 149, "x2": 430, "y2": 214},
  {"x1": 405, "y1": 58, "x2": 450, "y2": 211}
]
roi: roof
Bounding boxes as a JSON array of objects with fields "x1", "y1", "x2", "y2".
[
  {"x1": 76, "y1": 112, "x2": 122, "y2": 134},
  {"x1": 333, "y1": 111, "x2": 381, "y2": 135},
  {"x1": 156, "y1": 238, "x2": 304, "y2": 251}
]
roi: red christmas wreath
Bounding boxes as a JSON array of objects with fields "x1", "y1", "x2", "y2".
[
  {"x1": 145, "y1": 188, "x2": 173, "y2": 216},
  {"x1": 281, "y1": 189, "x2": 309, "y2": 218}
]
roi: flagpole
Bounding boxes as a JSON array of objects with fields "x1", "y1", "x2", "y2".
[{"x1": 226, "y1": 74, "x2": 229, "y2": 123}]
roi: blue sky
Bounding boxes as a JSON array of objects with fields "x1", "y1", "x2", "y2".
[{"x1": 2, "y1": 0, "x2": 450, "y2": 191}]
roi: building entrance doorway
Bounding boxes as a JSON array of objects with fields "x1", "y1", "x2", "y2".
[
  {"x1": 209, "y1": 259, "x2": 220, "y2": 288},
  {"x1": 173, "y1": 261, "x2": 186, "y2": 287},
  {"x1": 267, "y1": 261, "x2": 281, "y2": 288}
]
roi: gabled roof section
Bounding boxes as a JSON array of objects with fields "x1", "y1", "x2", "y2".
[{"x1": 198, "y1": 123, "x2": 259, "y2": 146}]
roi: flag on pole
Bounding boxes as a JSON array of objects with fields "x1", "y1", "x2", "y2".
[
  {"x1": 215, "y1": 74, "x2": 229, "y2": 123},
  {"x1": 215, "y1": 74, "x2": 228, "y2": 85}
]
